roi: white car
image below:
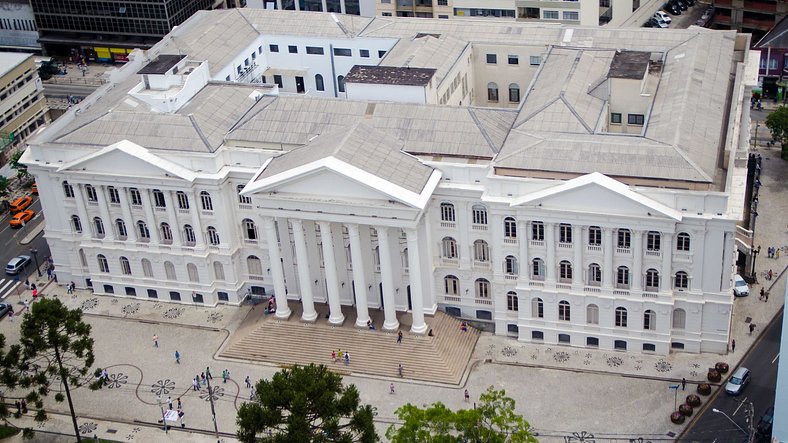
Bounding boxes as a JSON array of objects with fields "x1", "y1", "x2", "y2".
[
  {"x1": 655, "y1": 11, "x2": 672, "y2": 23},
  {"x1": 733, "y1": 274, "x2": 749, "y2": 297}
]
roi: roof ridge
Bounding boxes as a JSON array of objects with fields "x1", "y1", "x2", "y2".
[
  {"x1": 559, "y1": 92, "x2": 593, "y2": 133},
  {"x1": 468, "y1": 108, "x2": 501, "y2": 154},
  {"x1": 512, "y1": 96, "x2": 561, "y2": 130},
  {"x1": 187, "y1": 114, "x2": 214, "y2": 150},
  {"x1": 493, "y1": 130, "x2": 545, "y2": 163}
]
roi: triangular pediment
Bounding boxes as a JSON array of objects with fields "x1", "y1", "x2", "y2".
[
  {"x1": 511, "y1": 172, "x2": 682, "y2": 220},
  {"x1": 57, "y1": 140, "x2": 197, "y2": 181}
]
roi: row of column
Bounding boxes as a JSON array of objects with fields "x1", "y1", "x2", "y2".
[
  {"x1": 263, "y1": 217, "x2": 428, "y2": 334},
  {"x1": 72, "y1": 184, "x2": 205, "y2": 248},
  {"x1": 517, "y1": 222, "x2": 675, "y2": 290}
]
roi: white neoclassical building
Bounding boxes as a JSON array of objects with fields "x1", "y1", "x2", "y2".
[{"x1": 23, "y1": 9, "x2": 757, "y2": 355}]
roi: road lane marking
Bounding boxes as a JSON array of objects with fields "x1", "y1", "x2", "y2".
[
  {"x1": 0, "y1": 280, "x2": 21, "y2": 299},
  {"x1": 733, "y1": 398, "x2": 746, "y2": 416},
  {"x1": 773, "y1": 353, "x2": 780, "y2": 364}
]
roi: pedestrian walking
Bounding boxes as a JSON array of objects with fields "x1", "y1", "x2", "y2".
[
  {"x1": 681, "y1": 378, "x2": 686, "y2": 391},
  {"x1": 768, "y1": 247, "x2": 773, "y2": 258},
  {"x1": 390, "y1": 383, "x2": 395, "y2": 394},
  {"x1": 167, "y1": 396, "x2": 173, "y2": 410},
  {"x1": 192, "y1": 378, "x2": 200, "y2": 391},
  {"x1": 174, "y1": 350, "x2": 180, "y2": 364},
  {"x1": 777, "y1": 249, "x2": 781, "y2": 259},
  {"x1": 66, "y1": 282, "x2": 73, "y2": 294},
  {"x1": 250, "y1": 387, "x2": 256, "y2": 400},
  {"x1": 153, "y1": 334, "x2": 159, "y2": 347},
  {"x1": 331, "y1": 350, "x2": 337, "y2": 362},
  {"x1": 31, "y1": 288, "x2": 37, "y2": 298},
  {"x1": 397, "y1": 331, "x2": 403, "y2": 344},
  {"x1": 8, "y1": 310, "x2": 13, "y2": 322},
  {"x1": 206, "y1": 367, "x2": 212, "y2": 379},
  {"x1": 14, "y1": 400, "x2": 20, "y2": 414},
  {"x1": 178, "y1": 410, "x2": 185, "y2": 428},
  {"x1": 23, "y1": 299, "x2": 29, "y2": 312},
  {"x1": 24, "y1": 279, "x2": 29, "y2": 290},
  {"x1": 222, "y1": 369, "x2": 228, "y2": 383},
  {"x1": 21, "y1": 399, "x2": 27, "y2": 413},
  {"x1": 245, "y1": 376, "x2": 251, "y2": 389},
  {"x1": 760, "y1": 287, "x2": 766, "y2": 300},
  {"x1": 177, "y1": 397, "x2": 182, "y2": 410},
  {"x1": 201, "y1": 373, "x2": 206, "y2": 385},
  {"x1": 731, "y1": 339, "x2": 736, "y2": 353},
  {"x1": 464, "y1": 389, "x2": 470, "y2": 402},
  {"x1": 768, "y1": 269, "x2": 773, "y2": 281},
  {"x1": 398, "y1": 364, "x2": 404, "y2": 378},
  {"x1": 765, "y1": 292, "x2": 769, "y2": 302},
  {"x1": 343, "y1": 351, "x2": 350, "y2": 365},
  {"x1": 749, "y1": 323, "x2": 756, "y2": 334}
]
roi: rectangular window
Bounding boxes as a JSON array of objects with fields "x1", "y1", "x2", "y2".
[
  {"x1": 382, "y1": 11, "x2": 392, "y2": 15},
  {"x1": 273, "y1": 75, "x2": 283, "y2": 88},
  {"x1": 129, "y1": 188, "x2": 142, "y2": 206},
  {"x1": 529, "y1": 55, "x2": 541, "y2": 66},
  {"x1": 628, "y1": 114, "x2": 645, "y2": 125},
  {"x1": 562, "y1": 11, "x2": 579, "y2": 20},
  {"x1": 439, "y1": 14, "x2": 449, "y2": 18},
  {"x1": 360, "y1": 49, "x2": 370, "y2": 57},
  {"x1": 378, "y1": 50, "x2": 387, "y2": 57},
  {"x1": 486, "y1": 53, "x2": 497, "y2": 64},
  {"x1": 269, "y1": 44, "x2": 279, "y2": 52},
  {"x1": 543, "y1": 10, "x2": 559, "y2": 19},
  {"x1": 438, "y1": 0, "x2": 448, "y2": 4},
  {"x1": 333, "y1": 48, "x2": 352, "y2": 57},
  {"x1": 531, "y1": 221, "x2": 544, "y2": 241},
  {"x1": 508, "y1": 55, "x2": 519, "y2": 65},
  {"x1": 306, "y1": 46, "x2": 324, "y2": 55},
  {"x1": 611, "y1": 113, "x2": 622, "y2": 124},
  {"x1": 288, "y1": 45, "x2": 298, "y2": 54}
]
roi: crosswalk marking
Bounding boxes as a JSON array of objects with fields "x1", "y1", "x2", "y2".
[{"x1": 0, "y1": 279, "x2": 22, "y2": 300}]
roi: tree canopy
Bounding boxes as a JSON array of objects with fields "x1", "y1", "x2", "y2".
[
  {"x1": 386, "y1": 386, "x2": 538, "y2": 443},
  {"x1": 0, "y1": 334, "x2": 21, "y2": 421},
  {"x1": 236, "y1": 364, "x2": 378, "y2": 443},
  {"x1": 764, "y1": 105, "x2": 788, "y2": 159}
]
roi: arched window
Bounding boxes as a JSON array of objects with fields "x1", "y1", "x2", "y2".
[
  {"x1": 160, "y1": 223, "x2": 172, "y2": 243},
  {"x1": 213, "y1": 261, "x2": 226, "y2": 281},
  {"x1": 79, "y1": 249, "x2": 88, "y2": 267},
  {"x1": 444, "y1": 275, "x2": 459, "y2": 295},
  {"x1": 71, "y1": 215, "x2": 82, "y2": 233},
  {"x1": 643, "y1": 309, "x2": 656, "y2": 330},
  {"x1": 440, "y1": 202, "x2": 455, "y2": 222},
  {"x1": 475, "y1": 278, "x2": 490, "y2": 298},
  {"x1": 237, "y1": 185, "x2": 251, "y2": 204},
  {"x1": 508, "y1": 83, "x2": 520, "y2": 102},
  {"x1": 503, "y1": 217, "x2": 517, "y2": 238},
  {"x1": 531, "y1": 298, "x2": 544, "y2": 318},
  {"x1": 93, "y1": 217, "x2": 105, "y2": 238},
  {"x1": 532, "y1": 258, "x2": 545, "y2": 280},
  {"x1": 617, "y1": 266, "x2": 630, "y2": 288},
  {"x1": 558, "y1": 300, "x2": 570, "y2": 321},
  {"x1": 402, "y1": 248, "x2": 409, "y2": 270},
  {"x1": 506, "y1": 291, "x2": 518, "y2": 311},
  {"x1": 588, "y1": 263, "x2": 601, "y2": 286},
  {"x1": 141, "y1": 259, "x2": 153, "y2": 277},
  {"x1": 63, "y1": 181, "x2": 74, "y2": 198},
  {"x1": 617, "y1": 228, "x2": 631, "y2": 249},
  {"x1": 442, "y1": 237, "x2": 457, "y2": 259},
  {"x1": 183, "y1": 225, "x2": 196, "y2": 245},
  {"x1": 615, "y1": 307, "x2": 628, "y2": 327},
  {"x1": 187, "y1": 263, "x2": 199, "y2": 282},
  {"x1": 115, "y1": 219, "x2": 127, "y2": 239},
  {"x1": 119, "y1": 256, "x2": 131, "y2": 275},
  {"x1": 97, "y1": 254, "x2": 109, "y2": 273},
  {"x1": 200, "y1": 191, "x2": 213, "y2": 211},
  {"x1": 247, "y1": 255, "x2": 263, "y2": 276},
  {"x1": 373, "y1": 246, "x2": 381, "y2": 270},
  {"x1": 315, "y1": 74, "x2": 324, "y2": 91},
  {"x1": 586, "y1": 304, "x2": 599, "y2": 324},
  {"x1": 243, "y1": 219, "x2": 258, "y2": 240},
  {"x1": 674, "y1": 271, "x2": 689, "y2": 289},
  {"x1": 677, "y1": 232, "x2": 691, "y2": 251},
  {"x1": 647, "y1": 231, "x2": 661, "y2": 251},
  {"x1": 487, "y1": 82, "x2": 499, "y2": 102},
  {"x1": 473, "y1": 240, "x2": 489, "y2": 262},
  {"x1": 207, "y1": 226, "x2": 220, "y2": 245},
  {"x1": 164, "y1": 261, "x2": 176, "y2": 280},
  {"x1": 137, "y1": 220, "x2": 150, "y2": 240},
  {"x1": 337, "y1": 75, "x2": 346, "y2": 92},
  {"x1": 504, "y1": 255, "x2": 518, "y2": 274},
  {"x1": 559, "y1": 260, "x2": 572, "y2": 282},
  {"x1": 471, "y1": 204, "x2": 488, "y2": 225},
  {"x1": 645, "y1": 268, "x2": 660, "y2": 291},
  {"x1": 672, "y1": 308, "x2": 686, "y2": 329}
]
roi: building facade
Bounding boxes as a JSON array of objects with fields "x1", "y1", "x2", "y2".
[
  {"x1": 0, "y1": 52, "x2": 48, "y2": 153},
  {"x1": 23, "y1": 9, "x2": 755, "y2": 355},
  {"x1": 0, "y1": 0, "x2": 41, "y2": 53}
]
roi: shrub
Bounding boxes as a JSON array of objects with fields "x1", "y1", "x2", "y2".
[
  {"x1": 679, "y1": 403, "x2": 694, "y2": 417},
  {"x1": 671, "y1": 411, "x2": 685, "y2": 424},
  {"x1": 707, "y1": 369, "x2": 721, "y2": 382},
  {"x1": 697, "y1": 383, "x2": 711, "y2": 395},
  {"x1": 715, "y1": 362, "x2": 729, "y2": 374},
  {"x1": 686, "y1": 394, "x2": 701, "y2": 407}
]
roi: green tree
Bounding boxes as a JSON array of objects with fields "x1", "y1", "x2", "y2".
[
  {"x1": 0, "y1": 334, "x2": 21, "y2": 422},
  {"x1": 0, "y1": 176, "x2": 10, "y2": 197},
  {"x1": 17, "y1": 298, "x2": 101, "y2": 442},
  {"x1": 9, "y1": 151, "x2": 28, "y2": 179},
  {"x1": 386, "y1": 386, "x2": 538, "y2": 443},
  {"x1": 765, "y1": 105, "x2": 788, "y2": 159},
  {"x1": 236, "y1": 364, "x2": 378, "y2": 443}
]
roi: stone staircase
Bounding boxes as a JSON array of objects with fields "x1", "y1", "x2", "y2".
[{"x1": 220, "y1": 307, "x2": 479, "y2": 385}]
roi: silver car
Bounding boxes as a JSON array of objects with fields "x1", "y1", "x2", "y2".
[
  {"x1": 5, "y1": 255, "x2": 31, "y2": 275},
  {"x1": 725, "y1": 367, "x2": 751, "y2": 395}
]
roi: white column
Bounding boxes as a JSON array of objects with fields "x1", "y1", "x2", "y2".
[
  {"x1": 263, "y1": 217, "x2": 291, "y2": 319},
  {"x1": 545, "y1": 222, "x2": 556, "y2": 283},
  {"x1": 603, "y1": 227, "x2": 613, "y2": 288},
  {"x1": 165, "y1": 191, "x2": 182, "y2": 247},
  {"x1": 347, "y1": 223, "x2": 370, "y2": 328},
  {"x1": 319, "y1": 221, "x2": 345, "y2": 325},
  {"x1": 377, "y1": 226, "x2": 400, "y2": 331},
  {"x1": 73, "y1": 185, "x2": 91, "y2": 240},
  {"x1": 519, "y1": 220, "x2": 529, "y2": 282},
  {"x1": 142, "y1": 189, "x2": 160, "y2": 243},
  {"x1": 119, "y1": 188, "x2": 137, "y2": 242},
  {"x1": 96, "y1": 186, "x2": 115, "y2": 241},
  {"x1": 190, "y1": 190, "x2": 204, "y2": 248},
  {"x1": 321, "y1": 0, "x2": 328, "y2": 12},
  {"x1": 573, "y1": 225, "x2": 583, "y2": 286},
  {"x1": 662, "y1": 232, "x2": 673, "y2": 291},
  {"x1": 632, "y1": 230, "x2": 643, "y2": 291},
  {"x1": 406, "y1": 228, "x2": 427, "y2": 334},
  {"x1": 291, "y1": 219, "x2": 317, "y2": 322}
]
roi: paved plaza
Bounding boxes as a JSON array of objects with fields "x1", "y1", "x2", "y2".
[{"x1": 1, "y1": 118, "x2": 786, "y2": 442}]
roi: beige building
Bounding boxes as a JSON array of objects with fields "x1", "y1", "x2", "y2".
[{"x1": 0, "y1": 52, "x2": 48, "y2": 154}]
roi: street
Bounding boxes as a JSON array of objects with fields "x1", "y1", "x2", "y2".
[
  {"x1": 680, "y1": 310, "x2": 782, "y2": 443},
  {"x1": 0, "y1": 194, "x2": 50, "y2": 300}
]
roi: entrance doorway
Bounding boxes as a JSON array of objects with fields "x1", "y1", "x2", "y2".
[
  {"x1": 407, "y1": 285, "x2": 412, "y2": 310},
  {"x1": 295, "y1": 76, "x2": 305, "y2": 93}
]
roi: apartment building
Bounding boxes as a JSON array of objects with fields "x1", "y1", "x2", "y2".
[{"x1": 0, "y1": 52, "x2": 47, "y2": 153}]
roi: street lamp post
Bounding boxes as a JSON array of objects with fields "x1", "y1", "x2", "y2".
[
  {"x1": 712, "y1": 408, "x2": 747, "y2": 435},
  {"x1": 29, "y1": 248, "x2": 41, "y2": 277}
]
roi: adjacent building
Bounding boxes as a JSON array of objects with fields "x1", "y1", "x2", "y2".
[
  {"x1": 711, "y1": 0, "x2": 787, "y2": 41},
  {"x1": 0, "y1": 52, "x2": 47, "y2": 154},
  {"x1": 23, "y1": 9, "x2": 756, "y2": 355},
  {"x1": 0, "y1": 0, "x2": 41, "y2": 53}
]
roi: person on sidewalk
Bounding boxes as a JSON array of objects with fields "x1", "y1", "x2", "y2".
[
  {"x1": 681, "y1": 378, "x2": 686, "y2": 390},
  {"x1": 192, "y1": 378, "x2": 200, "y2": 391},
  {"x1": 464, "y1": 390, "x2": 470, "y2": 402},
  {"x1": 167, "y1": 396, "x2": 173, "y2": 410},
  {"x1": 731, "y1": 339, "x2": 736, "y2": 353},
  {"x1": 201, "y1": 373, "x2": 206, "y2": 385},
  {"x1": 390, "y1": 383, "x2": 395, "y2": 394},
  {"x1": 398, "y1": 364, "x2": 404, "y2": 378},
  {"x1": 749, "y1": 323, "x2": 756, "y2": 334},
  {"x1": 331, "y1": 350, "x2": 337, "y2": 362},
  {"x1": 343, "y1": 351, "x2": 350, "y2": 365},
  {"x1": 152, "y1": 334, "x2": 159, "y2": 348},
  {"x1": 206, "y1": 367, "x2": 212, "y2": 379},
  {"x1": 177, "y1": 397, "x2": 182, "y2": 410},
  {"x1": 175, "y1": 350, "x2": 180, "y2": 364},
  {"x1": 397, "y1": 331, "x2": 403, "y2": 344},
  {"x1": 245, "y1": 376, "x2": 251, "y2": 389}
]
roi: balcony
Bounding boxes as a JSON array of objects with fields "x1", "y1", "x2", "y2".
[
  {"x1": 612, "y1": 289, "x2": 629, "y2": 296},
  {"x1": 472, "y1": 260, "x2": 491, "y2": 270},
  {"x1": 475, "y1": 298, "x2": 493, "y2": 306},
  {"x1": 442, "y1": 295, "x2": 462, "y2": 303},
  {"x1": 584, "y1": 286, "x2": 601, "y2": 293},
  {"x1": 504, "y1": 237, "x2": 517, "y2": 245},
  {"x1": 558, "y1": 242, "x2": 572, "y2": 249},
  {"x1": 616, "y1": 247, "x2": 631, "y2": 255},
  {"x1": 471, "y1": 224, "x2": 488, "y2": 231},
  {"x1": 504, "y1": 274, "x2": 518, "y2": 280},
  {"x1": 530, "y1": 240, "x2": 545, "y2": 248},
  {"x1": 440, "y1": 221, "x2": 456, "y2": 229},
  {"x1": 587, "y1": 245, "x2": 602, "y2": 253},
  {"x1": 441, "y1": 257, "x2": 459, "y2": 266},
  {"x1": 556, "y1": 283, "x2": 571, "y2": 291},
  {"x1": 645, "y1": 250, "x2": 661, "y2": 258},
  {"x1": 529, "y1": 281, "x2": 544, "y2": 287}
]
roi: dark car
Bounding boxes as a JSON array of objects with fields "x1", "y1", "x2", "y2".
[
  {"x1": 0, "y1": 303, "x2": 12, "y2": 320},
  {"x1": 673, "y1": 0, "x2": 689, "y2": 10},
  {"x1": 664, "y1": 3, "x2": 681, "y2": 14},
  {"x1": 684, "y1": 0, "x2": 696, "y2": 6},
  {"x1": 756, "y1": 406, "x2": 774, "y2": 437}
]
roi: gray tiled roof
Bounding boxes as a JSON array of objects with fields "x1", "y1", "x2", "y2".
[{"x1": 379, "y1": 34, "x2": 469, "y2": 86}]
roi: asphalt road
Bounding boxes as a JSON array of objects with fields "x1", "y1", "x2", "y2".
[
  {"x1": 680, "y1": 310, "x2": 782, "y2": 443},
  {"x1": 0, "y1": 195, "x2": 50, "y2": 299}
]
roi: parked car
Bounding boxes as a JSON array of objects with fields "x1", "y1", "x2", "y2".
[
  {"x1": 5, "y1": 255, "x2": 31, "y2": 275},
  {"x1": 684, "y1": 0, "x2": 696, "y2": 6},
  {"x1": 733, "y1": 274, "x2": 750, "y2": 297},
  {"x1": 0, "y1": 303, "x2": 11, "y2": 320},
  {"x1": 664, "y1": 3, "x2": 681, "y2": 14},
  {"x1": 9, "y1": 196, "x2": 32, "y2": 213},
  {"x1": 673, "y1": 0, "x2": 689, "y2": 11},
  {"x1": 31, "y1": 182, "x2": 38, "y2": 195},
  {"x1": 655, "y1": 11, "x2": 672, "y2": 23},
  {"x1": 648, "y1": 17, "x2": 669, "y2": 28},
  {"x1": 756, "y1": 406, "x2": 774, "y2": 437},
  {"x1": 725, "y1": 367, "x2": 751, "y2": 395},
  {"x1": 9, "y1": 209, "x2": 35, "y2": 228}
]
